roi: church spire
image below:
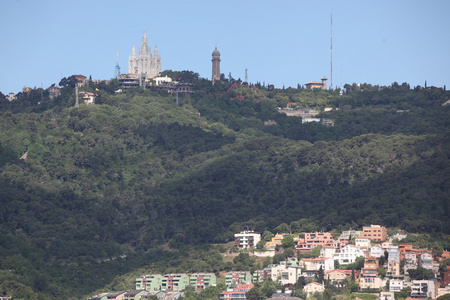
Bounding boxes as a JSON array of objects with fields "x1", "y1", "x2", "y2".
[
  {"x1": 140, "y1": 31, "x2": 149, "y2": 55},
  {"x1": 131, "y1": 46, "x2": 136, "y2": 57},
  {"x1": 154, "y1": 45, "x2": 158, "y2": 57}
]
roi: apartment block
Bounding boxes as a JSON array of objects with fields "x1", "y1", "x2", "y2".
[
  {"x1": 296, "y1": 232, "x2": 336, "y2": 252},
  {"x1": 136, "y1": 274, "x2": 163, "y2": 291},
  {"x1": 361, "y1": 225, "x2": 387, "y2": 242},
  {"x1": 234, "y1": 231, "x2": 261, "y2": 249},
  {"x1": 225, "y1": 271, "x2": 252, "y2": 286},
  {"x1": 190, "y1": 273, "x2": 216, "y2": 289}
]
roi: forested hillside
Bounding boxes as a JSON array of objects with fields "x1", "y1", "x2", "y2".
[{"x1": 0, "y1": 76, "x2": 449, "y2": 299}]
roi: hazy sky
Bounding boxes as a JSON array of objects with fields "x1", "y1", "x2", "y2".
[{"x1": 1, "y1": 0, "x2": 449, "y2": 94}]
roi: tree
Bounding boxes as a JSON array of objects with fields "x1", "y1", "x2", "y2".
[
  {"x1": 317, "y1": 266, "x2": 325, "y2": 284},
  {"x1": 261, "y1": 278, "x2": 278, "y2": 298},
  {"x1": 246, "y1": 287, "x2": 266, "y2": 300},
  {"x1": 281, "y1": 235, "x2": 295, "y2": 248},
  {"x1": 407, "y1": 267, "x2": 435, "y2": 280}
]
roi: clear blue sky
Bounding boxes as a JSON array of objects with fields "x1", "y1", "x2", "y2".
[{"x1": 1, "y1": 0, "x2": 449, "y2": 94}]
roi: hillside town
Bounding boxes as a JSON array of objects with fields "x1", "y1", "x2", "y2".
[{"x1": 88, "y1": 225, "x2": 450, "y2": 300}]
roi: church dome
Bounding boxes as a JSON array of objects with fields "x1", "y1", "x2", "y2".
[{"x1": 212, "y1": 47, "x2": 220, "y2": 56}]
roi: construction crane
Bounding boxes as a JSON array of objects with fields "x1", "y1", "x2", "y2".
[{"x1": 115, "y1": 51, "x2": 121, "y2": 79}]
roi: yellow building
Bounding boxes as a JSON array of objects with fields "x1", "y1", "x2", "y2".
[{"x1": 264, "y1": 233, "x2": 288, "y2": 250}]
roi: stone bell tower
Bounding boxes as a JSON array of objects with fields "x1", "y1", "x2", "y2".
[{"x1": 211, "y1": 47, "x2": 221, "y2": 85}]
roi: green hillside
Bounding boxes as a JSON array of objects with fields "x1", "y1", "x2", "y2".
[{"x1": 0, "y1": 77, "x2": 449, "y2": 298}]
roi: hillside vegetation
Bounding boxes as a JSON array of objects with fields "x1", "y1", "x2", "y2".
[{"x1": 0, "y1": 76, "x2": 449, "y2": 299}]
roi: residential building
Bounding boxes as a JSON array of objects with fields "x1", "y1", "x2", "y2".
[
  {"x1": 264, "y1": 233, "x2": 288, "y2": 250},
  {"x1": 334, "y1": 244, "x2": 365, "y2": 265},
  {"x1": 410, "y1": 280, "x2": 436, "y2": 299},
  {"x1": 439, "y1": 250, "x2": 450, "y2": 262},
  {"x1": 404, "y1": 252, "x2": 417, "y2": 265},
  {"x1": 189, "y1": 273, "x2": 216, "y2": 290},
  {"x1": 337, "y1": 230, "x2": 362, "y2": 244},
  {"x1": 381, "y1": 241, "x2": 393, "y2": 251},
  {"x1": 279, "y1": 257, "x2": 299, "y2": 267},
  {"x1": 303, "y1": 282, "x2": 325, "y2": 297},
  {"x1": 22, "y1": 86, "x2": 31, "y2": 94},
  {"x1": 106, "y1": 291, "x2": 127, "y2": 300},
  {"x1": 443, "y1": 265, "x2": 450, "y2": 286},
  {"x1": 220, "y1": 283, "x2": 254, "y2": 300},
  {"x1": 361, "y1": 225, "x2": 387, "y2": 242},
  {"x1": 252, "y1": 270, "x2": 268, "y2": 283},
  {"x1": 128, "y1": 31, "x2": 161, "y2": 79},
  {"x1": 234, "y1": 231, "x2": 261, "y2": 249},
  {"x1": 320, "y1": 245, "x2": 336, "y2": 258},
  {"x1": 48, "y1": 86, "x2": 61, "y2": 100},
  {"x1": 355, "y1": 238, "x2": 371, "y2": 248},
  {"x1": 360, "y1": 256, "x2": 384, "y2": 291},
  {"x1": 359, "y1": 276, "x2": 384, "y2": 291},
  {"x1": 80, "y1": 91, "x2": 97, "y2": 104},
  {"x1": 265, "y1": 265, "x2": 302, "y2": 285},
  {"x1": 378, "y1": 291, "x2": 394, "y2": 300},
  {"x1": 74, "y1": 75, "x2": 87, "y2": 87},
  {"x1": 301, "y1": 257, "x2": 334, "y2": 271},
  {"x1": 370, "y1": 244, "x2": 384, "y2": 258},
  {"x1": 361, "y1": 257, "x2": 379, "y2": 279},
  {"x1": 389, "y1": 279, "x2": 404, "y2": 292},
  {"x1": 225, "y1": 271, "x2": 252, "y2": 286},
  {"x1": 161, "y1": 274, "x2": 190, "y2": 291},
  {"x1": 387, "y1": 245, "x2": 399, "y2": 263},
  {"x1": 136, "y1": 274, "x2": 163, "y2": 291},
  {"x1": 123, "y1": 290, "x2": 146, "y2": 300},
  {"x1": 387, "y1": 260, "x2": 400, "y2": 277},
  {"x1": 305, "y1": 77, "x2": 327, "y2": 90},
  {"x1": 325, "y1": 270, "x2": 351, "y2": 283},
  {"x1": 418, "y1": 253, "x2": 433, "y2": 271},
  {"x1": 7, "y1": 92, "x2": 16, "y2": 101},
  {"x1": 296, "y1": 232, "x2": 336, "y2": 252}
]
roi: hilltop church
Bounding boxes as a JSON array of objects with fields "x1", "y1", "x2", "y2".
[{"x1": 128, "y1": 31, "x2": 161, "y2": 79}]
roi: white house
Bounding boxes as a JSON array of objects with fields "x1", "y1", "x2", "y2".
[
  {"x1": 234, "y1": 231, "x2": 260, "y2": 249},
  {"x1": 355, "y1": 238, "x2": 371, "y2": 248},
  {"x1": 370, "y1": 244, "x2": 383, "y2": 258},
  {"x1": 389, "y1": 279, "x2": 404, "y2": 292},
  {"x1": 334, "y1": 244, "x2": 365, "y2": 265},
  {"x1": 319, "y1": 246, "x2": 336, "y2": 258},
  {"x1": 301, "y1": 257, "x2": 334, "y2": 271},
  {"x1": 303, "y1": 282, "x2": 325, "y2": 297}
]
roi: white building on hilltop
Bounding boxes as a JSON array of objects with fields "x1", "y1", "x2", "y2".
[
  {"x1": 128, "y1": 31, "x2": 161, "y2": 79},
  {"x1": 234, "y1": 231, "x2": 261, "y2": 249}
]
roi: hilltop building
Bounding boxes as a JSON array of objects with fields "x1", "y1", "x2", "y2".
[
  {"x1": 211, "y1": 47, "x2": 221, "y2": 84},
  {"x1": 128, "y1": 31, "x2": 161, "y2": 79},
  {"x1": 305, "y1": 76, "x2": 327, "y2": 90}
]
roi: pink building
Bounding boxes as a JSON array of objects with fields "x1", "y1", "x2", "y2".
[{"x1": 296, "y1": 232, "x2": 335, "y2": 252}]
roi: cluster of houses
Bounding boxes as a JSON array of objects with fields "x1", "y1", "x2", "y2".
[
  {"x1": 88, "y1": 225, "x2": 450, "y2": 300},
  {"x1": 234, "y1": 226, "x2": 450, "y2": 299}
]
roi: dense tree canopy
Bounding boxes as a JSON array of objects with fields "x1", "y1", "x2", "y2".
[{"x1": 0, "y1": 75, "x2": 449, "y2": 298}]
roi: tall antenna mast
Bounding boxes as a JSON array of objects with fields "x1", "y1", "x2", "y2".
[
  {"x1": 330, "y1": 14, "x2": 333, "y2": 90},
  {"x1": 245, "y1": 68, "x2": 248, "y2": 83}
]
